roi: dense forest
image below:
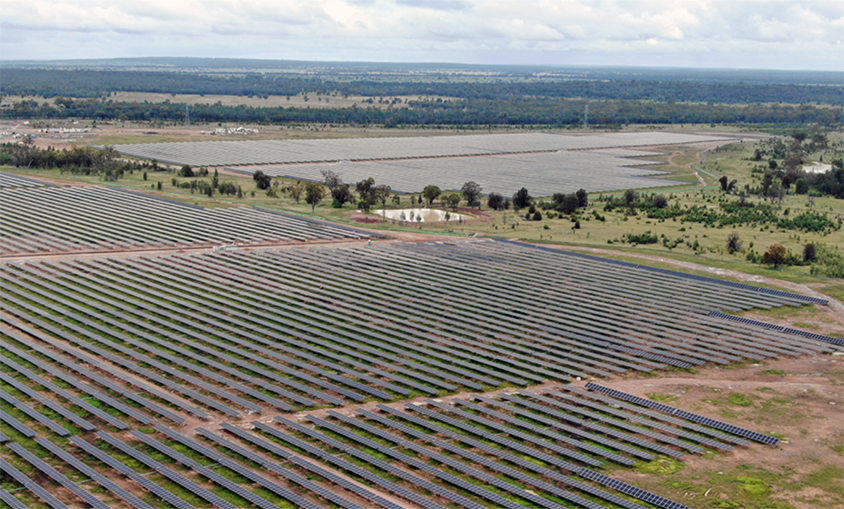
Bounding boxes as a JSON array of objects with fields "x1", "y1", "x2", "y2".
[
  {"x1": 3, "y1": 96, "x2": 840, "y2": 127},
  {"x1": 2, "y1": 68, "x2": 841, "y2": 105}
]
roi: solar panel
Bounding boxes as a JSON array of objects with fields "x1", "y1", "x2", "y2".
[{"x1": 585, "y1": 383, "x2": 780, "y2": 445}]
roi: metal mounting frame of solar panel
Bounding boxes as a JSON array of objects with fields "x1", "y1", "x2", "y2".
[
  {"x1": 69, "y1": 436, "x2": 196, "y2": 509},
  {"x1": 500, "y1": 392, "x2": 684, "y2": 458},
  {"x1": 544, "y1": 388, "x2": 732, "y2": 451},
  {"x1": 2, "y1": 268, "x2": 265, "y2": 415},
  {"x1": 187, "y1": 250, "x2": 500, "y2": 389},
  {"x1": 402, "y1": 402, "x2": 584, "y2": 472},
  {"x1": 95, "y1": 430, "x2": 239, "y2": 509},
  {"x1": 576, "y1": 469, "x2": 691, "y2": 509},
  {"x1": 271, "y1": 416, "x2": 487, "y2": 509},
  {"x1": 7, "y1": 442, "x2": 111, "y2": 509},
  {"x1": 111, "y1": 256, "x2": 412, "y2": 398},
  {"x1": 494, "y1": 242, "x2": 832, "y2": 356},
  {"x1": 355, "y1": 405, "x2": 639, "y2": 508},
  {"x1": 0, "y1": 326, "x2": 152, "y2": 425},
  {"x1": 238, "y1": 421, "x2": 447, "y2": 509},
  {"x1": 307, "y1": 243, "x2": 692, "y2": 369},
  {"x1": 372, "y1": 405, "x2": 651, "y2": 509},
  {"x1": 480, "y1": 240, "x2": 801, "y2": 312},
  {"x1": 585, "y1": 383, "x2": 780, "y2": 445},
  {"x1": 0, "y1": 456, "x2": 69, "y2": 509},
  {"x1": 57, "y1": 258, "x2": 345, "y2": 406},
  {"x1": 215, "y1": 249, "x2": 554, "y2": 385},
  {"x1": 406, "y1": 240, "x2": 816, "y2": 360},
  {"x1": 277, "y1": 242, "x2": 658, "y2": 373},
  {"x1": 252, "y1": 247, "x2": 605, "y2": 379},
  {"x1": 396, "y1": 246, "x2": 744, "y2": 363},
  {"x1": 0, "y1": 304, "x2": 208, "y2": 421},
  {"x1": 0, "y1": 278, "x2": 243, "y2": 417},
  {"x1": 158, "y1": 252, "x2": 463, "y2": 392},
  {"x1": 35, "y1": 436, "x2": 156, "y2": 509},
  {"x1": 17, "y1": 264, "x2": 306, "y2": 412},
  {"x1": 454, "y1": 396, "x2": 634, "y2": 465},
  {"x1": 465, "y1": 394, "x2": 653, "y2": 460},
  {"x1": 83, "y1": 256, "x2": 390, "y2": 400},
  {"x1": 304, "y1": 414, "x2": 529, "y2": 509},
  {"x1": 151, "y1": 425, "x2": 343, "y2": 509},
  {"x1": 0, "y1": 369, "x2": 97, "y2": 431},
  {"x1": 422, "y1": 398, "x2": 604, "y2": 466},
  {"x1": 0, "y1": 318, "x2": 184, "y2": 424},
  {"x1": 529, "y1": 390, "x2": 703, "y2": 453},
  {"x1": 563, "y1": 386, "x2": 749, "y2": 446}
]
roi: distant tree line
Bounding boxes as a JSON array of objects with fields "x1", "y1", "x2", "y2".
[
  {"x1": 3, "y1": 96, "x2": 840, "y2": 127},
  {"x1": 3, "y1": 69, "x2": 842, "y2": 105}
]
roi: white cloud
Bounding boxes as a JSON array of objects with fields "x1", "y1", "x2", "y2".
[{"x1": 0, "y1": 0, "x2": 840, "y2": 70}]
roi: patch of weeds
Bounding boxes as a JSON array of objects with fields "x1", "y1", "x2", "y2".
[
  {"x1": 733, "y1": 476, "x2": 770, "y2": 496},
  {"x1": 646, "y1": 393, "x2": 679, "y2": 404},
  {"x1": 760, "y1": 369, "x2": 785, "y2": 376},
  {"x1": 755, "y1": 387, "x2": 777, "y2": 393},
  {"x1": 793, "y1": 322, "x2": 820, "y2": 330},
  {"x1": 726, "y1": 392, "x2": 754, "y2": 407},
  {"x1": 636, "y1": 458, "x2": 684, "y2": 475}
]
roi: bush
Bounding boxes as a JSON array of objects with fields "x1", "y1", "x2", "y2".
[
  {"x1": 726, "y1": 232, "x2": 742, "y2": 254},
  {"x1": 803, "y1": 243, "x2": 816, "y2": 263},
  {"x1": 762, "y1": 244, "x2": 787, "y2": 268},
  {"x1": 532, "y1": 211, "x2": 542, "y2": 221},
  {"x1": 652, "y1": 194, "x2": 668, "y2": 209}
]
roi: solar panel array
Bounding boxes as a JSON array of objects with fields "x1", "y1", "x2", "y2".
[
  {"x1": 0, "y1": 185, "x2": 377, "y2": 255},
  {"x1": 0, "y1": 171, "x2": 51, "y2": 189},
  {"x1": 111, "y1": 131, "x2": 734, "y2": 167},
  {"x1": 0, "y1": 240, "x2": 834, "y2": 437},
  {"x1": 232, "y1": 148, "x2": 684, "y2": 195},
  {"x1": 0, "y1": 233, "x2": 832, "y2": 508}
]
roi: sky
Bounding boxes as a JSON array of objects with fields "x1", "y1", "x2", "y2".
[{"x1": 1, "y1": 0, "x2": 842, "y2": 71}]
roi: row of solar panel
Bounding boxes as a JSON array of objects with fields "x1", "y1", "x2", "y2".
[{"x1": 709, "y1": 311, "x2": 844, "y2": 346}]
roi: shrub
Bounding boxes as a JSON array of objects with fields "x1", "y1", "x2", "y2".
[{"x1": 762, "y1": 244, "x2": 787, "y2": 268}]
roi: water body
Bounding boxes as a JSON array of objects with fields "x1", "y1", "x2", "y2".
[{"x1": 376, "y1": 208, "x2": 465, "y2": 222}]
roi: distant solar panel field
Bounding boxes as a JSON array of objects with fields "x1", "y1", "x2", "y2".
[
  {"x1": 110, "y1": 131, "x2": 732, "y2": 167},
  {"x1": 234, "y1": 148, "x2": 681, "y2": 195}
]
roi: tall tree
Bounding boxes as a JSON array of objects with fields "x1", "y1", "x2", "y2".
[
  {"x1": 304, "y1": 182, "x2": 325, "y2": 212},
  {"x1": 512, "y1": 187, "x2": 531, "y2": 210},
  {"x1": 422, "y1": 185, "x2": 441, "y2": 206},
  {"x1": 461, "y1": 181, "x2": 482, "y2": 208},
  {"x1": 487, "y1": 192, "x2": 504, "y2": 211}
]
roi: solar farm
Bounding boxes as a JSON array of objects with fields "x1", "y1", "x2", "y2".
[
  {"x1": 108, "y1": 132, "x2": 734, "y2": 195},
  {"x1": 233, "y1": 149, "x2": 682, "y2": 195},
  {"x1": 0, "y1": 185, "x2": 376, "y2": 255},
  {"x1": 0, "y1": 202, "x2": 841, "y2": 509}
]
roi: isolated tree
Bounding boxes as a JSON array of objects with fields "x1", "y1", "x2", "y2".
[
  {"x1": 180, "y1": 164, "x2": 194, "y2": 178},
  {"x1": 289, "y1": 181, "x2": 305, "y2": 203},
  {"x1": 211, "y1": 169, "x2": 219, "y2": 190},
  {"x1": 768, "y1": 159, "x2": 778, "y2": 171},
  {"x1": 391, "y1": 194, "x2": 401, "y2": 206},
  {"x1": 512, "y1": 187, "x2": 531, "y2": 210},
  {"x1": 253, "y1": 170, "x2": 271, "y2": 190},
  {"x1": 422, "y1": 185, "x2": 441, "y2": 206},
  {"x1": 652, "y1": 194, "x2": 668, "y2": 209},
  {"x1": 461, "y1": 181, "x2": 483, "y2": 208},
  {"x1": 762, "y1": 244, "x2": 787, "y2": 268},
  {"x1": 726, "y1": 232, "x2": 743, "y2": 254},
  {"x1": 719, "y1": 176, "x2": 729, "y2": 192},
  {"x1": 623, "y1": 189, "x2": 637, "y2": 206},
  {"x1": 803, "y1": 243, "x2": 816, "y2": 263},
  {"x1": 575, "y1": 188, "x2": 588, "y2": 207},
  {"x1": 794, "y1": 178, "x2": 809, "y2": 195},
  {"x1": 487, "y1": 192, "x2": 504, "y2": 211},
  {"x1": 304, "y1": 182, "x2": 325, "y2": 212},
  {"x1": 444, "y1": 193, "x2": 461, "y2": 211}
]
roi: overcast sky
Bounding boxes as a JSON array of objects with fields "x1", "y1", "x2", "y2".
[{"x1": 1, "y1": 0, "x2": 841, "y2": 71}]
